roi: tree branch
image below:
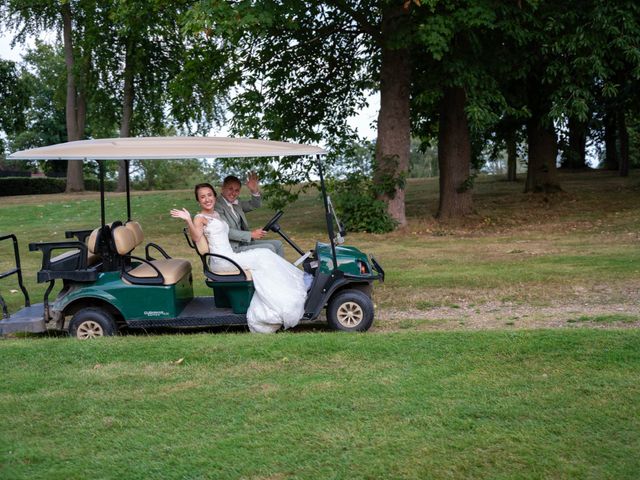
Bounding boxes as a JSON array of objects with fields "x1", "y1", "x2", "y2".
[{"x1": 326, "y1": 0, "x2": 381, "y2": 42}]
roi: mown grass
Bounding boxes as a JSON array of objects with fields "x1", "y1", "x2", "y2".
[{"x1": 1, "y1": 330, "x2": 639, "y2": 479}]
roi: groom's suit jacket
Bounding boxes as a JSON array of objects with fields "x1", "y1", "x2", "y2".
[{"x1": 214, "y1": 194, "x2": 262, "y2": 251}]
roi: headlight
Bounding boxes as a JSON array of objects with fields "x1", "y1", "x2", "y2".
[{"x1": 358, "y1": 260, "x2": 369, "y2": 275}]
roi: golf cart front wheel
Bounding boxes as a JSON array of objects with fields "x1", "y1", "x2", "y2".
[
  {"x1": 69, "y1": 308, "x2": 117, "y2": 339},
  {"x1": 327, "y1": 290, "x2": 374, "y2": 332}
]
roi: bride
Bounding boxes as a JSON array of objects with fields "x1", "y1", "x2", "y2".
[{"x1": 171, "y1": 183, "x2": 306, "y2": 333}]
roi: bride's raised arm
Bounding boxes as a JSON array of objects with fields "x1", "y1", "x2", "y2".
[{"x1": 170, "y1": 208, "x2": 206, "y2": 243}]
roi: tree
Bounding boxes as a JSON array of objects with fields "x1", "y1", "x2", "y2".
[
  {"x1": 436, "y1": 86, "x2": 472, "y2": 218},
  {"x1": 184, "y1": 1, "x2": 417, "y2": 224},
  {"x1": 1, "y1": 0, "x2": 89, "y2": 190},
  {"x1": 0, "y1": 43, "x2": 67, "y2": 174},
  {"x1": 93, "y1": 0, "x2": 233, "y2": 190}
]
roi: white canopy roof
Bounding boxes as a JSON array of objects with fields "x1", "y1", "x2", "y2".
[{"x1": 8, "y1": 136, "x2": 327, "y2": 160}]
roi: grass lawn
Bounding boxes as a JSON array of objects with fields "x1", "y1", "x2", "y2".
[
  {"x1": 1, "y1": 330, "x2": 639, "y2": 479},
  {"x1": 1, "y1": 170, "x2": 640, "y2": 478}
]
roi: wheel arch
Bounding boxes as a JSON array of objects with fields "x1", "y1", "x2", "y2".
[
  {"x1": 62, "y1": 297, "x2": 125, "y2": 330},
  {"x1": 331, "y1": 282, "x2": 372, "y2": 299}
]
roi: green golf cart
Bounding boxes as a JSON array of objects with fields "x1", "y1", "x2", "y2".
[{"x1": 0, "y1": 137, "x2": 384, "y2": 338}]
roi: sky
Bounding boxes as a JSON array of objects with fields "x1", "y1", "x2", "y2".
[
  {"x1": 0, "y1": 31, "x2": 379, "y2": 140},
  {"x1": 0, "y1": 33, "x2": 22, "y2": 61}
]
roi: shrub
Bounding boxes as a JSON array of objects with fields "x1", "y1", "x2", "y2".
[
  {"x1": 328, "y1": 173, "x2": 396, "y2": 233},
  {"x1": 0, "y1": 177, "x2": 65, "y2": 196},
  {"x1": 0, "y1": 177, "x2": 116, "y2": 196},
  {"x1": 84, "y1": 178, "x2": 116, "y2": 192}
]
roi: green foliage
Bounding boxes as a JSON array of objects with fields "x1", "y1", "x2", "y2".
[
  {"x1": 0, "y1": 177, "x2": 65, "y2": 196},
  {"x1": 457, "y1": 172, "x2": 477, "y2": 193},
  {"x1": 0, "y1": 59, "x2": 29, "y2": 135},
  {"x1": 409, "y1": 138, "x2": 439, "y2": 178},
  {"x1": 329, "y1": 172, "x2": 396, "y2": 233},
  {"x1": 0, "y1": 43, "x2": 67, "y2": 156},
  {"x1": 84, "y1": 178, "x2": 117, "y2": 192},
  {"x1": 130, "y1": 159, "x2": 213, "y2": 191}
]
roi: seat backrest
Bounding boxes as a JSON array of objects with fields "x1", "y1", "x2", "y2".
[
  {"x1": 125, "y1": 221, "x2": 144, "y2": 247},
  {"x1": 87, "y1": 228, "x2": 100, "y2": 254},
  {"x1": 112, "y1": 226, "x2": 137, "y2": 255}
]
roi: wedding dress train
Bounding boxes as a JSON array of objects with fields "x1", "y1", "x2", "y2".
[{"x1": 200, "y1": 214, "x2": 306, "y2": 333}]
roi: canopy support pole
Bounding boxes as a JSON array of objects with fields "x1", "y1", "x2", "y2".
[
  {"x1": 317, "y1": 156, "x2": 338, "y2": 270},
  {"x1": 98, "y1": 160, "x2": 106, "y2": 227},
  {"x1": 125, "y1": 159, "x2": 131, "y2": 221}
]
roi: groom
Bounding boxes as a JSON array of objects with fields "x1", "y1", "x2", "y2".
[{"x1": 214, "y1": 173, "x2": 285, "y2": 257}]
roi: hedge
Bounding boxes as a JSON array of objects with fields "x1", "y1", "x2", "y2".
[{"x1": 0, "y1": 177, "x2": 116, "y2": 196}]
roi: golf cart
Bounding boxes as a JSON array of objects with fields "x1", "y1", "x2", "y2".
[{"x1": 0, "y1": 137, "x2": 384, "y2": 338}]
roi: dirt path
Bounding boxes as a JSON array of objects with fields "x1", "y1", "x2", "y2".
[{"x1": 376, "y1": 300, "x2": 640, "y2": 332}]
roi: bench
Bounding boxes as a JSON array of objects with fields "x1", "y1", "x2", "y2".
[
  {"x1": 112, "y1": 222, "x2": 192, "y2": 286},
  {"x1": 182, "y1": 228, "x2": 254, "y2": 314},
  {"x1": 29, "y1": 227, "x2": 102, "y2": 283}
]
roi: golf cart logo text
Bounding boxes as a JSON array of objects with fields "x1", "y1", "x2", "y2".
[{"x1": 144, "y1": 310, "x2": 170, "y2": 317}]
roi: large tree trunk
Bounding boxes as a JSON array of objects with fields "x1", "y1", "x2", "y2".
[
  {"x1": 618, "y1": 110, "x2": 629, "y2": 177},
  {"x1": 374, "y1": 5, "x2": 411, "y2": 227},
  {"x1": 436, "y1": 86, "x2": 473, "y2": 219},
  {"x1": 603, "y1": 109, "x2": 618, "y2": 170},
  {"x1": 525, "y1": 112, "x2": 561, "y2": 193},
  {"x1": 562, "y1": 117, "x2": 587, "y2": 169},
  {"x1": 506, "y1": 131, "x2": 518, "y2": 182},
  {"x1": 62, "y1": 2, "x2": 84, "y2": 193},
  {"x1": 117, "y1": 36, "x2": 136, "y2": 192}
]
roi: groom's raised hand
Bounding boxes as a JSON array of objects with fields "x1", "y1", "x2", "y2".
[{"x1": 246, "y1": 171, "x2": 260, "y2": 194}]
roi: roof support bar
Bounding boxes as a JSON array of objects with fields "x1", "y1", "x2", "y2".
[
  {"x1": 317, "y1": 155, "x2": 338, "y2": 271},
  {"x1": 98, "y1": 160, "x2": 106, "y2": 227},
  {"x1": 125, "y1": 159, "x2": 131, "y2": 221}
]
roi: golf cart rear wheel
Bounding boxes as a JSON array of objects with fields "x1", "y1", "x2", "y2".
[
  {"x1": 327, "y1": 290, "x2": 374, "y2": 332},
  {"x1": 69, "y1": 308, "x2": 117, "y2": 339}
]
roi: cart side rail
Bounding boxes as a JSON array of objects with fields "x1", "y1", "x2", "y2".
[{"x1": 0, "y1": 234, "x2": 31, "y2": 318}]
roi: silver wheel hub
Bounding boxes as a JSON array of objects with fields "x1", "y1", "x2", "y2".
[
  {"x1": 77, "y1": 320, "x2": 104, "y2": 339},
  {"x1": 336, "y1": 301, "x2": 364, "y2": 327}
]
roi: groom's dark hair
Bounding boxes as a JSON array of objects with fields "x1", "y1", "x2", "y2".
[
  {"x1": 194, "y1": 183, "x2": 217, "y2": 201},
  {"x1": 222, "y1": 175, "x2": 242, "y2": 188}
]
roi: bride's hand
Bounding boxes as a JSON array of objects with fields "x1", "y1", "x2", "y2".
[{"x1": 170, "y1": 208, "x2": 191, "y2": 221}]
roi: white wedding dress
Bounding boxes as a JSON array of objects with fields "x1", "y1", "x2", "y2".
[{"x1": 198, "y1": 213, "x2": 306, "y2": 333}]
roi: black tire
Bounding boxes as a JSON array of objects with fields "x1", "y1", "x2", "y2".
[
  {"x1": 327, "y1": 289, "x2": 374, "y2": 332},
  {"x1": 69, "y1": 308, "x2": 117, "y2": 339}
]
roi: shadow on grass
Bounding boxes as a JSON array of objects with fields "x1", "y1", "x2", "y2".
[{"x1": 7, "y1": 320, "x2": 331, "y2": 340}]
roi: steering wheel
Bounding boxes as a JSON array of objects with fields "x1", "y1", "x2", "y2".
[{"x1": 263, "y1": 210, "x2": 284, "y2": 232}]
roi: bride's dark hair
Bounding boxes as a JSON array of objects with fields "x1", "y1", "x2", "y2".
[{"x1": 194, "y1": 183, "x2": 217, "y2": 201}]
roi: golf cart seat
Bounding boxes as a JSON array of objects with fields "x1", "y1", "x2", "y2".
[
  {"x1": 29, "y1": 228, "x2": 102, "y2": 283},
  {"x1": 48, "y1": 228, "x2": 101, "y2": 267},
  {"x1": 182, "y1": 228, "x2": 254, "y2": 314},
  {"x1": 112, "y1": 224, "x2": 191, "y2": 286},
  {"x1": 186, "y1": 229, "x2": 252, "y2": 281}
]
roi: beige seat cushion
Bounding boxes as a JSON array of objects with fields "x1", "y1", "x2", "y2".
[
  {"x1": 50, "y1": 226, "x2": 101, "y2": 267},
  {"x1": 50, "y1": 249, "x2": 100, "y2": 267},
  {"x1": 113, "y1": 226, "x2": 137, "y2": 255},
  {"x1": 211, "y1": 266, "x2": 253, "y2": 281},
  {"x1": 127, "y1": 258, "x2": 192, "y2": 285},
  {"x1": 125, "y1": 221, "x2": 144, "y2": 247},
  {"x1": 114, "y1": 225, "x2": 192, "y2": 285},
  {"x1": 87, "y1": 228, "x2": 100, "y2": 254}
]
